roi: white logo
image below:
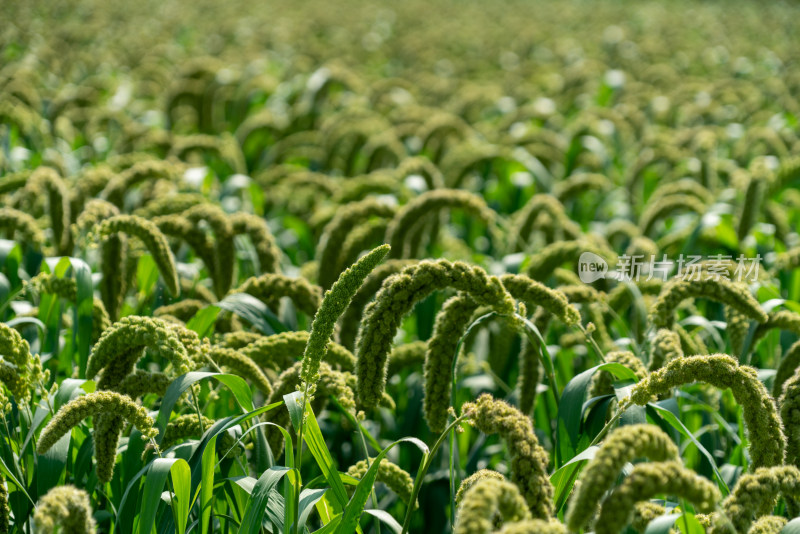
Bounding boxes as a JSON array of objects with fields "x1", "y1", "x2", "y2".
[{"x1": 578, "y1": 252, "x2": 608, "y2": 283}]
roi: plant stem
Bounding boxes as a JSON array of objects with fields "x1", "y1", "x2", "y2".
[{"x1": 400, "y1": 412, "x2": 471, "y2": 534}]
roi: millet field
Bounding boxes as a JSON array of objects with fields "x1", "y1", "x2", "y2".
[{"x1": 2, "y1": 0, "x2": 800, "y2": 532}]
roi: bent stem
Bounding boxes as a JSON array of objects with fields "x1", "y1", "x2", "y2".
[
  {"x1": 516, "y1": 313, "x2": 561, "y2": 407},
  {"x1": 292, "y1": 385, "x2": 311, "y2": 534},
  {"x1": 589, "y1": 399, "x2": 631, "y2": 448},
  {"x1": 577, "y1": 323, "x2": 608, "y2": 364},
  {"x1": 400, "y1": 412, "x2": 471, "y2": 534}
]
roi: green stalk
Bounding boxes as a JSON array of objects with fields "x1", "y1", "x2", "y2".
[{"x1": 400, "y1": 413, "x2": 471, "y2": 534}]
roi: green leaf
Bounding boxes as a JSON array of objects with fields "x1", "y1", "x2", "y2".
[
  {"x1": 517, "y1": 314, "x2": 561, "y2": 406},
  {"x1": 676, "y1": 513, "x2": 706, "y2": 534},
  {"x1": 216, "y1": 292, "x2": 286, "y2": 335},
  {"x1": 154, "y1": 372, "x2": 255, "y2": 439},
  {"x1": 556, "y1": 362, "x2": 639, "y2": 466},
  {"x1": 54, "y1": 378, "x2": 90, "y2": 409},
  {"x1": 644, "y1": 513, "x2": 682, "y2": 534},
  {"x1": 647, "y1": 402, "x2": 729, "y2": 495},
  {"x1": 71, "y1": 257, "x2": 93, "y2": 374},
  {"x1": 550, "y1": 445, "x2": 599, "y2": 512},
  {"x1": 364, "y1": 510, "x2": 402, "y2": 534},
  {"x1": 0, "y1": 455, "x2": 34, "y2": 507},
  {"x1": 314, "y1": 514, "x2": 343, "y2": 534},
  {"x1": 139, "y1": 458, "x2": 191, "y2": 534},
  {"x1": 37, "y1": 431, "x2": 69, "y2": 497},
  {"x1": 192, "y1": 404, "x2": 282, "y2": 534},
  {"x1": 298, "y1": 488, "x2": 327, "y2": 530},
  {"x1": 335, "y1": 437, "x2": 427, "y2": 534},
  {"x1": 186, "y1": 305, "x2": 221, "y2": 339},
  {"x1": 284, "y1": 391, "x2": 348, "y2": 512},
  {"x1": 781, "y1": 518, "x2": 800, "y2": 533},
  {"x1": 237, "y1": 467, "x2": 291, "y2": 534},
  {"x1": 137, "y1": 253, "x2": 160, "y2": 296}
]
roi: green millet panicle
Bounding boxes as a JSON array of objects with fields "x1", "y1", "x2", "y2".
[
  {"x1": 712, "y1": 466, "x2": 800, "y2": 534},
  {"x1": 0, "y1": 169, "x2": 30, "y2": 196},
  {"x1": 37, "y1": 391, "x2": 158, "y2": 454},
  {"x1": 265, "y1": 362, "x2": 355, "y2": 456},
  {"x1": 356, "y1": 260, "x2": 515, "y2": 409},
  {"x1": 101, "y1": 159, "x2": 182, "y2": 208},
  {"x1": 566, "y1": 424, "x2": 680, "y2": 532},
  {"x1": 649, "y1": 178, "x2": 715, "y2": 206},
  {"x1": 631, "y1": 502, "x2": 668, "y2": 533},
  {"x1": 316, "y1": 197, "x2": 396, "y2": 289},
  {"x1": 746, "y1": 516, "x2": 788, "y2": 534},
  {"x1": 301, "y1": 245, "x2": 390, "y2": 394},
  {"x1": 510, "y1": 193, "x2": 582, "y2": 252},
  {"x1": 0, "y1": 323, "x2": 39, "y2": 402},
  {"x1": 134, "y1": 192, "x2": 206, "y2": 218},
  {"x1": 595, "y1": 462, "x2": 719, "y2": 534},
  {"x1": 775, "y1": 247, "x2": 800, "y2": 272},
  {"x1": 238, "y1": 330, "x2": 355, "y2": 372},
  {"x1": 87, "y1": 316, "x2": 191, "y2": 390},
  {"x1": 639, "y1": 194, "x2": 707, "y2": 236},
  {"x1": 727, "y1": 307, "x2": 751, "y2": 357},
  {"x1": 456, "y1": 470, "x2": 506, "y2": 505},
  {"x1": 183, "y1": 203, "x2": 235, "y2": 296},
  {"x1": 649, "y1": 276, "x2": 767, "y2": 329},
  {"x1": 33, "y1": 485, "x2": 96, "y2": 534},
  {"x1": 525, "y1": 240, "x2": 612, "y2": 282},
  {"x1": 518, "y1": 337, "x2": 542, "y2": 415},
  {"x1": 168, "y1": 322, "x2": 207, "y2": 363},
  {"x1": 92, "y1": 214, "x2": 179, "y2": 296},
  {"x1": 764, "y1": 201, "x2": 793, "y2": 246},
  {"x1": 461, "y1": 394, "x2": 553, "y2": 518},
  {"x1": 387, "y1": 340, "x2": 428, "y2": 376},
  {"x1": 338, "y1": 259, "x2": 417, "y2": 350},
  {"x1": 336, "y1": 218, "x2": 390, "y2": 279},
  {"x1": 230, "y1": 212, "x2": 282, "y2": 275},
  {"x1": 208, "y1": 347, "x2": 272, "y2": 396},
  {"x1": 0, "y1": 322, "x2": 32, "y2": 371},
  {"x1": 346, "y1": 457, "x2": 416, "y2": 507},
  {"x1": 676, "y1": 324, "x2": 709, "y2": 356},
  {"x1": 752, "y1": 310, "x2": 800, "y2": 346},
  {"x1": 0, "y1": 207, "x2": 46, "y2": 248},
  {"x1": 738, "y1": 170, "x2": 766, "y2": 241},
  {"x1": 26, "y1": 166, "x2": 72, "y2": 254},
  {"x1": 774, "y1": 340, "x2": 800, "y2": 397},
  {"x1": 160, "y1": 414, "x2": 239, "y2": 455},
  {"x1": 778, "y1": 367, "x2": 800, "y2": 468},
  {"x1": 495, "y1": 520, "x2": 566, "y2": 534},
  {"x1": 154, "y1": 299, "x2": 206, "y2": 321},
  {"x1": 154, "y1": 214, "x2": 217, "y2": 283},
  {"x1": 385, "y1": 189, "x2": 500, "y2": 259},
  {"x1": 31, "y1": 273, "x2": 111, "y2": 342},
  {"x1": 0, "y1": 364, "x2": 24, "y2": 406},
  {"x1": 649, "y1": 328, "x2": 683, "y2": 372},
  {"x1": 500, "y1": 274, "x2": 581, "y2": 326},
  {"x1": 554, "y1": 172, "x2": 611, "y2": 202},
  {"x1": 589, "y1": 351, "x2": 647, "y2": 397},
  {"x1": 605, "y1": 219, "x2": 641, "y2": 246},
  {"x1": 75, "y1": 199, "x2": 126, "y2": 319},
  {"x1": 424, "y1": 293, "x2": 480, "y2": 432},
  {"x1": 74, "y1": 198, "x2": 120, "y2": 234},
  {"x1": 218, "y1": 331, "x2": 264, "y2": 350},
  {"x1": 606, "y1": 279, "x2": 663, "y2": 315},
  {"x1": 115, "y1": 370, "x2": 173, "y2": 399},
  {"x1": 453, "y1": 478, "x2": 532, "y2": 534},
  {"x1": 0, "y1": 477, "x2": 8, "y2": 534},
  {"x1": 630, "y1": 355, "x2": 785, "y2": 469},
  {"x1": 237, "y1": 273, "x2": 322, "y2": 317},
  {"x1": 396, "y1": 155, "x2": 445, "y2": 189}
]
